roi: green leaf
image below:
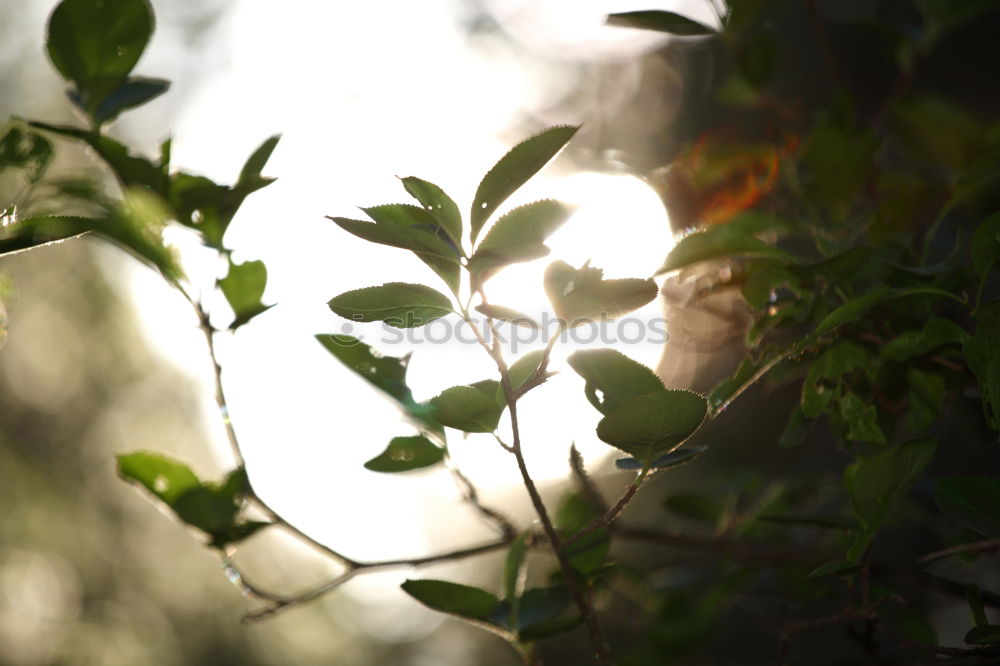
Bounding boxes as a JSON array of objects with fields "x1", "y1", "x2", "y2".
[
  {"x1": 400, "y1": 176, "x2": 462, "y2": 246},
  {"x1": 328, "y1": 282, "x2": 453, "y2": 328},
  {"x1": 655, "y1": 213, "x2": 792, "y2": 275},
  {"x1": 807, "y1": 560, "x2": 863, "y2": 580},
  {"x1": 330, "y1": 205, "x2": 462, "y2": 293},
  {"x1": 934, "y1": 476, "x2": 1000, "y2": 539},
  {"x1": 219, "y1": 259, "x2": 270, "y2": 329},
  {"x1": 881, "y1": 318, "x2": 968, "y2": 362},
  {"x1": 839, "y1": 391, "x2": 886, "y2": 444},
  {"x1": 430, "y1": 384, "x2": 504, "y2": 432},
  {"x1": 966, "y1": 584, "x2": 990, "y2": 627},
  {"x1": 238, "y1": 134, "x2": 281, "y2": 187},
  {"x1": 965, "y1": 625, "x2": 1000, "y2": 645},
  {"x1": 91, "y1": 76, "x2": 170, "y2": 126},
  {"x1": 474, "y1": 304, "x2": 540, "y2": 329},
  {"x1": 401, "y1": 579, "x2": 501, "y2": 624},
  {"x1": 30, "y1": 120, "x2": 167, "y2": 194},
  {"x1": 844, "y1": 438, "x2": 936, "y2": 529},
  {"x1": 314, "y1": 334, "x2": 437, "y2": 429},
  {"x1": 907, "y1": 368, "x2": 946, "y2": 432},
  {"x1": 812, "y1": 287, "x2": 963, "y2": 340},
  {"x1": 515, "y1": 586, "x2": 572, "y2": 637},
  {"x1": 544, "y1": 260, "x2": 657, "y2": 327},
  {"x1": 596, "y1": 390, "x2": 707, "y2": 466},
  {"x1": 0, "y1": 126, "x2": 54, "y2": 183},
  {"x1": 565, "y1": 528, "x2": 610, "y2": 575},
  {"x1": 470, "y1": 125, "x2": 578, "y2": 243},
  {"x1": 46, "y1": 0, "x2": 154, "y2": 118},
  {"x1": 606, "y1": 10, "x2": 715, "y2": 36},
  {"x1": 363, "y1": 435, "x2": 444, "y2": 473},
  {"x1": 503, "y1": 532, "x2": 530, "y2": 606},
  {"x1": 468, "y1": 200, "x2": 574, "y2": 277},
  {"x1": 568, "y1": 348, "x2": 666, "y2": 416},
  {"x1": 614, "y1": 446, "x2": 706, "y2": 471},
  {"x1": 117, "y1": 452, "x2": 263, "y2": 547},
  {"x1": 518, "y1": 614, "x2": 582, "y2": 642},
  {"x1": 0, "y1": 215, "x2": 90, "y2": 257},
  {"x1": 506, "y1": 349, "x2": 547, "y2": 396}
]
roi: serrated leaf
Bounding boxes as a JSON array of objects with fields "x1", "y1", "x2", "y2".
[
  {"x1": 46, "y1": 0, "x2": 154, "y2": 118},
  {"x1": 934, "y1": 476, "x2": 1000, "y2": 539},
  {"x1": 468, "y1": 199, "x2": 574, "y2": 277},
  {"x1": 219, "y1": 259, "x2": 270, "y2": 329},
  {"x1": 596, "y1": 390, "x2": 707, "y2": 466},
  {"x1": 430, "y1": 384, "x2": 504, "y2": 432},
  {"x1": 401, "y1": 176, "x2": 462, "y2": 246},
  {"x1": 606, "y1": 10, "x2": 715, "y2": 36},
  {"x1": 506, "y1": 350, "x2": 546, "y2": 397},
  {"x1": 401, "y1": 579, "x2": 501, "y2": 624},
  {"x1": 470, "y1": 125, "x2": 578, "y2": 242},
  {"x1": 544, "y1": 260, "x2": 657, "y2": 327},
  {"x1": 363, "y1": 435, "x2": 444, "y2": 473},
  {"x1": 810, "y1": 287, "x2": 963, "y2": 340},
  {"x1": 92, "y1": 76, "x2": 170, "y2": 126},
  {"x1": 474, "y1": 304, "x2": 540, "y2": 329},
  {"x1": 655, "y1": 213, "x2": 792, "y2": 275},
  {"x1": 568, "y1": 348, "x2": 665, "y2": 415},
  {"x1": 330, "y1": 214, "x2": 461, "y2": 293},
  {"x1": 844, "y1": 438, "x2": 936, "y2": 529},
  {"x1": 615, "y1": 446, "x2": 706, "y2": 471},
  {"x1": 328, "y1": 282, "x2": 453, "y2": 328}
]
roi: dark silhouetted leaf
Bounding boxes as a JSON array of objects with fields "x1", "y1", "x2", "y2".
[
  {"x1": 363, "y1": 435, "x2": 444, "y2": 473},
  {"x1": 401, "y1": 176, "x2": 462, "y2": 246},
  {"x1": 934, "y1": 476, "x2": 1000, "y2": 539},
  {"x1": 47, "y1": 0, "x2": 154, "y2": 117},
  {"x1": 328, "y1": 282, "x2": 453, "y2": 328},
  {"x1": 615, "y1": 446, "x2": 706, "y2": 471},
  {"x1": 430, "y1": 384, "x2": 504, "y2": 432},
  {"x1": 92, "y1": 76, "x2": 170, "y2": 125},
  {"x1": 844, "y1": 438, "x2": 936, "y2": 529},
  {"x1": 468, "y1": 199, "x2": 574, "y2": 277},
  {"x1": 470, "y1": 125, "x2": 578, "y2": 242},
  {"x1": 596, "y1": 390, "x2": 707, "y2": 466},
  {"x1": 401, "y1": 579, "x2": 501, "y2": 624},
  {"x1": 965, "y1": 625, "x2": 1000, "y2": 645},
  {"x1": 606, "y1": 10, "x2": 715, "y2": 36},
  {"x1": 568, "y1": 348, "x2": 665, "y2": 415}
]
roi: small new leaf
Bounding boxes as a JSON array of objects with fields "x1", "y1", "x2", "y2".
[
  {"x1": 219, "y1": 259, "x2": 270, "y2": 329},
  {"x1": 468, "y1": 199, "x2": 574, "y2": 278}
]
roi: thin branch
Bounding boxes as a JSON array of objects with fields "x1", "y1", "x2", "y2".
[
  {"x1": 469, "y1": 287, "x2": 615, "y2": 665},
  {"x1": 565, "y1": 470, "x2": 648, "y2": 548},
  {"x1": 446, "y1": 457, "x2": 519, "y2": 539},
  {"x1": 242, "y1": 538, "x2": 511, "y2": 621},
  {"x1": 708, "y1": 347, "x2": 795, "y2": 419},
  {"x1": 916, "y1": 539, "x2": 1000, "y2": 566}
]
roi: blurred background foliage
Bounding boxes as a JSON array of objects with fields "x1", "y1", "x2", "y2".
[{"x1": 4, "y1": 0, "x2": 1000, "y2": 665}]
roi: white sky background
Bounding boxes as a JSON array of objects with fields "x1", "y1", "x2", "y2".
[{"x1": 116, "y1": 0, "x2": 718, "y2": 594}]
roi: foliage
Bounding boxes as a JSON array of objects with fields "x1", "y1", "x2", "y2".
[{"x1": 3, "y1": 0, "x2": 1000, "y2": 664}]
